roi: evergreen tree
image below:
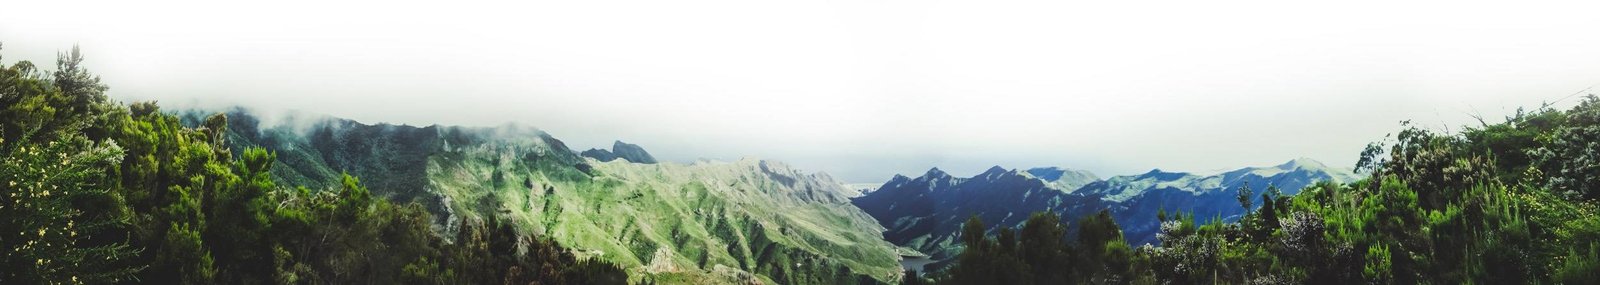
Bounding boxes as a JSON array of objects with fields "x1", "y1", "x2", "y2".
[
  {"x1": 2, "y1": 43, "x2": 627, "y2": 285},
  {"x1": 1018, "y1": 213, "x2": 1072, "y2": 284}
]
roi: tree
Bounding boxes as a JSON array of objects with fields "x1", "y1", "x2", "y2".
[
  {"x1": 1257, "y1": 185, "x2": 1283, "y2": 237},
  {"x1": 959, "y1": 216, "x2": 987, "y2": 250},
  {"x1": 1, "y1": 45, "x2": 141, "y2": 284},
  {"x1": 946, "y1": 216, "x2": 992, "y2": 285},
  {"x1": 1, "y1": 134, "x2": 142, "y2": 284},
  {"x1": 1236, "y1": 181, "x2": 1254, "y2": 212},
  {"x1": 1535, "y1": 95, "x2": 1600, "y2": 201},
  {"x1": 1018, "y1": 213, "x2": 1072, "y2": 284},
  {"x1": 3, "y1": 44, "x2": 629, "y2": 285},
  {"x1": 945, "y1": 216, "x2": 1029, "y2": 285},
  {"x1": 50, "y1": 46, "x2": 114, "y2": 142},
  {"x1": 205, "y1": 124, "x2": 279, "y2": 282},
  {"x1": 1078, "y1": 209, "x2": 1130, "y2": 283}
]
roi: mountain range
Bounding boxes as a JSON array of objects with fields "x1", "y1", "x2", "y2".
[
  {"x1": 851, "y1": 158, "x2": 1358, "y2": 266},
  {"x1": 190, "y1": 109, "x2": 903, "y2": 284},
  {"x1": 181, "y1": 107, "x2": 1357, "y2": 281},
  {"x1": 11, "y1": 43, "x2": 1594, "y2": 284}
]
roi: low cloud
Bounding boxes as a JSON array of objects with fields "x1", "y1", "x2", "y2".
[{"x1": 3, "y1": 0, "x2": 1597, "y2": 182}]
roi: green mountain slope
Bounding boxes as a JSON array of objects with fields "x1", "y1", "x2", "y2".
[
  {"x1": 209, "y1": 109, "x2": 902, "y2": 284},
  {"x1": 3, "y1": 47, "x2": 628, "y2": 285}
]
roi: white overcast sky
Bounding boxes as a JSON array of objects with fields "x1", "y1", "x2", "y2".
[{"x1": 4, "y1": 0, "x2": 1599, "y2": 182}]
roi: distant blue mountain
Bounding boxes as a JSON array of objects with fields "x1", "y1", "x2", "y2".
[
  {"x1": 851, "y1": 166, "x2": 1105, "y2": 261},
  {"x1": 851, "y1": 158, "x2": 1357, "y2": 263}
]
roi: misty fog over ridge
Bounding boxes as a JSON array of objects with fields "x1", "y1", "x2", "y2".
[
  {"x1": 175, "y1": 104, "x2": 1373, "y2": 185},
  {"x1": 4, "y1": 0, "x2": 1600, "y2": 182}
]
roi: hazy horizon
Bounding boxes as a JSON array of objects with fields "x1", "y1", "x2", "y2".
[{"x1": 5, "y1": 0, "x2": 1599, "y2": 182}]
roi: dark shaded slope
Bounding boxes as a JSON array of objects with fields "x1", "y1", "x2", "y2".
[
  {"x1": 580, "y1": 140, "x2": 658, "y2": 164},
  {"x1": 854, "y1": 159, "x2": 1357, "y2": 262},
  {"x1": 853, "y1": 167, "x2": 1107, "y2": 260},
  {"x1": 611, "y1": 141, "x2": 658, "y2": 164}
]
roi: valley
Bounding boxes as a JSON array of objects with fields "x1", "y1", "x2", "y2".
[
  {"x1": 5, "y1": 43, "x2": 1598, "y2": 285},
  {"x1": 202, "y1": 109, "x2": 904, "y2": 284}
]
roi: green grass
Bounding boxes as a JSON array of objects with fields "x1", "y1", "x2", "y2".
[{"x1": 425, "y1": 141, "x2": 901, "y2": 283}]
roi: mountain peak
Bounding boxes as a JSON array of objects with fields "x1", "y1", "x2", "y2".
[
  {"x1": 1136, "y1": 168, "x2": 1193, "y2": 181},
  {"x1": 923, "y1": 167, "x2": 951, "y2": 178},
  {"x1": 581, "y1": 140, "x2": 658, "y2": 164},
  {"x1": 1142, "y1": 168, "x2": 1174, "y2": 176},
  {"x1": 1278, "y1": 157, "x2": 1326, "y2": 170},
  {"x1": 1026, "y1": 167, "x2": 1102, "y2": 191},
  {"x1": 610, "y1": 140, "x2": 658, "y2": 164},
  {"x1": 982, "y1": 165, "x2": 1009, "y2": 175}
]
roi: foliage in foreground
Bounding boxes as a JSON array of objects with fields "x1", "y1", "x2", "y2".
[
  {"x1": 935, "y1": 98, "x2": 1600, "y2": 284},
  {"x1": 1, "y1": 44, "x2": 627, "y2": 284}
]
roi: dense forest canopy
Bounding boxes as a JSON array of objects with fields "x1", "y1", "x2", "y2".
[
  {"x1": 1, "y1": 44, "x2": 628, "y2": 284},
  {"x1": 928, "y1": 96, "x2": 1600, "y2": 284}
]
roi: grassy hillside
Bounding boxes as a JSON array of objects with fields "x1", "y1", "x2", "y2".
[{"x1": 213, "y1": 110, "x2": 903, "y2": 284}]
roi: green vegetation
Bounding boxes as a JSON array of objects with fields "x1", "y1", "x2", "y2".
[
  {"x1": 389, "y1": 137, "x2": 903, "y2": 283},
  {"x1": 936, "y1": 97, "x2": 1600, "y2": 284},
  {"x1": 933, "y1": 211, "x2": 1131, "y2": 285},
  {"x1": 214, "y1": 101, "x2": 905, "y2": 283},
  {"x1": 2, "y1": 45, "x2": 625, "y2": 284},
  {"x1": 10, "y1": 42, "x2": 1600, "y2": 285}
]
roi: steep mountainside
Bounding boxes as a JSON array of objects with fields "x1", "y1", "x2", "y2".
[
  {"x1": 852, "y1": 159, "x2": 1357, "y2": 264},
  {"x1": 205, "y1": 109, "x2": 901, "y2": 284},
  {"x1": 851, "y1": 167, "x2": 1107, "y2": 260}
]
